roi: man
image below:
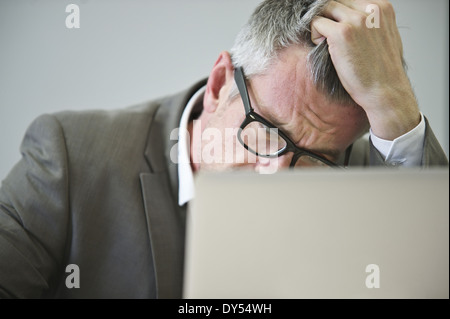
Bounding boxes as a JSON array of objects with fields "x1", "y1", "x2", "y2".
[{"x1": 0, "y1": 0, "x2": 447, "y2": 298}]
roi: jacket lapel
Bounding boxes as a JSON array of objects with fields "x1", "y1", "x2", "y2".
[
  {"x1": 140, "y1": 79, "x2": 207, "y2": 298},
  {"x1": 140, "y1": 172, "x2": 186, "y2": 298}
]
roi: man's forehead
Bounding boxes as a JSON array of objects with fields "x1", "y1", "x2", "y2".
[
  {"x1": 241, "y1": 45, "x2": 369, "y2": 155},
  {"x1": 250, "y1": 47, "x2": 329, "y2": 120},
  {"x1": 249, "y1": 44, "x2": 363, "y2": 122}
]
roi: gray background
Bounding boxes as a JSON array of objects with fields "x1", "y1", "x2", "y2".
[{"x1": 0, "y1": 0, "x2": 448, "y2": 180}]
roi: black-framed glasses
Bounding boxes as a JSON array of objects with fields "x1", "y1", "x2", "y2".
[{"x1": 234, "y1": 67, "x2": 352, "y2": 168}]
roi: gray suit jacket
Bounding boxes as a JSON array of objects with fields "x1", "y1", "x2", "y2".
[{"x1": 0, "y1": 79, "x2": 448, "y2": 298}]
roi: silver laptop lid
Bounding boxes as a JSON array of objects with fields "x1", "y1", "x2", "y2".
[{"x1": 183, "y1": 168, "x2": 449, "y2": 299}]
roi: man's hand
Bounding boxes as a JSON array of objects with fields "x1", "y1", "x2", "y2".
[{"x1": 311, "y1": 0, "x2": 421, "y2": 140}]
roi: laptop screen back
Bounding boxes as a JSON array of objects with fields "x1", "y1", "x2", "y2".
[{"x1": 183, "y1": 168, "x2": 449, "y2": 299}]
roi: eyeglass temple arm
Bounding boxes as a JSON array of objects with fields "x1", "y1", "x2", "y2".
[{"x1": 234, "y1": 67, "x2": 253, "y2": 114}]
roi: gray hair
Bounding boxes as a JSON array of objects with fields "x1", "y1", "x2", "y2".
[{"x1": 229, "y1": 0, "x2": 352, "y2": 104}]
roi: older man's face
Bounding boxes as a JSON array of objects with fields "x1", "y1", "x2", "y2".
[{"x1": 195, "y1": 45, "x2": 369, "y2": 172}]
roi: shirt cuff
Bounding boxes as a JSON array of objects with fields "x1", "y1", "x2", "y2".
[{"x1": 370, "y1": 113, "x2": 426, "y2": 167}]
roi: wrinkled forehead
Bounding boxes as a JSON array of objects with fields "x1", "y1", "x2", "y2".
[{"x1": 249, "y1": 45, "x2": 358, "y2": 124}]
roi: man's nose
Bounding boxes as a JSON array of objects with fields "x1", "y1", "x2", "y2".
[{"x1": 256, "y1": 152, "x2": 293, "y2": 173}]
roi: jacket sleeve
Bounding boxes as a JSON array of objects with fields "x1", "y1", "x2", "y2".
[
  {"x1": 0, "y1": 114, "x2": 70, "y2": 298},
  {"x1": 369, "y1": 117, "x2": 449, "y2": 167}
]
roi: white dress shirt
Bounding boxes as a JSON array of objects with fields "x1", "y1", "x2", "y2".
[
  {"x1": 177, "y1": 87, "x2": 427, "y2": 206},
  {"x1": 370, "y1": 113, "x2": 425, "y2": 167},
  {"x1": 177, "y1": 86, "x2": 206, "y2": 206}
]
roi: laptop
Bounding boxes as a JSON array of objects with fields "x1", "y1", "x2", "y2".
[{"x1": 183, "y1": 168, "x2": 449, "y2": 299}]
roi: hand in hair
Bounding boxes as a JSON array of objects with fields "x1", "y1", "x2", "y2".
[{"x1": 311, "y1": 0, "x2": 421, "y2": 141}]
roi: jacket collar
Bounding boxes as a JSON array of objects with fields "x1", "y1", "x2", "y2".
[{"x1": 140, "y1": 78, "x2": 207, "y2": 298}]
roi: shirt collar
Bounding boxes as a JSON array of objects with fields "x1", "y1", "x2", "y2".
[{"x1": 177, "y1": 85, "x2": 205, "y2": 206}]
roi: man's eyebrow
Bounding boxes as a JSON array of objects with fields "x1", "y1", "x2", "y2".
[
  {"x1": 253, "y1": 101, "x2": 342, "y2": 160},
  {"x1": 270, "y1": 117, "x2": 341, "y2": 160},
  {"x1": 256, "y1": 103, "x2": 287, "y2": 126}
]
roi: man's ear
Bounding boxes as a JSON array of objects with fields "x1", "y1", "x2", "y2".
[{"x1": 203, "y1": 51, "x2": 234, "y2": 113}]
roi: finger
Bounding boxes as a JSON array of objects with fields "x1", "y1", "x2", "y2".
[
  {"x1": 320, "y1": 0, "x2": 363, "y2": 22},
  {"x1": 310, "y1": 16, "x2": 340, "y2": 45},
  {"x1": 334, "y1": 0, "x2": 369, "y2": 12}
]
